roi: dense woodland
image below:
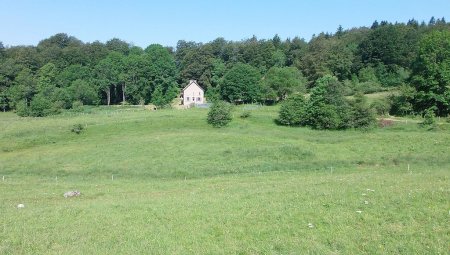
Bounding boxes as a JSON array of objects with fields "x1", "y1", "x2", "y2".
[{"x1": 0, "y1": 17, "x2": 449, "y2": 120}]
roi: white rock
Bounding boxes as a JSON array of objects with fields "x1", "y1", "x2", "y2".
[
  {"x1": 356, "y1": 210, "x2": 362, "y2": 213},
  {"x1": 364, "y1": 201, "x2": 369, "y2": 205},
  {"x1": 17, "y1": 204, "x2": 25, "y2": 209},
  {"x1": 308, "y1": 223, "x2": 314, "y2": 228},
  {"x1": 64, "y1": 190, "x2": 81, "y2": 198}
]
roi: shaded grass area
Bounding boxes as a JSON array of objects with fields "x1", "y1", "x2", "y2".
[{"x1": 1, "y1": 106, "x2": 449, "y2": 254}]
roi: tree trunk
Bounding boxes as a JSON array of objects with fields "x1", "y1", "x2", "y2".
[
  {"x1": 106, "y1": 88, "x2": 111, "y2": 106},
  {"x1": 122, "y1": 83, "x2": 126, "y2": 103}
]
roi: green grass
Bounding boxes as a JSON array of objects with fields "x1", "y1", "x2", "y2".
[{"x1": 1, "y1": 106, "x2": 449, "y2": 254}]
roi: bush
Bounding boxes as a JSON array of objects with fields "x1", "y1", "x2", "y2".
[
  {"x1": 370, "y1": 99, "x2": 391, "y2": 116},
  {"x1": 356, "y1": 81, "x2": 383, "y2": 94},
  {"x1": 207, "y1": 101, "x2": 233, "y2": 127},
  {"x1": 278, "y1": 95, "x2": 306, "y2": 125},
  {"x1": 422, "y1": 108, "x2": 436, "y2": 126},
  {"x1": 348, "y1": 93, "x2": 377, "y2": 129},
  {"x1": 71, "y1": 124, "x2": 84, "y2": 134},
  {"x1": 15, "y1": 101, "x2": 30, "y2": 117},
  {"x1": 29, "y1": 95, "x2": 53, "y2": 117},
  {"x1": 71, "y1": 100, "x2": 84, "y2": 112},
  {"x1": 277, "y1": 76, "x2": 377, "y2": 130},
  {"x1": 240, "y1": 111, "x2": 251, "y2": 118},
  {"x1": 307, "y1": 104, "x2": 342, "y2": 130}
]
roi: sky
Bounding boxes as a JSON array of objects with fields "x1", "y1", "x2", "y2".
[{"x1": 1, "y1": 0, "x2": 449, "y2": 48}]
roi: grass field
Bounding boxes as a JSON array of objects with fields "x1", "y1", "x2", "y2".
[{"x1": 1, "y1": 106, "x2": 449, "y2": 254}]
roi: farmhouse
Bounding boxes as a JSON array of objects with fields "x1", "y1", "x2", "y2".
[{"x1": 182, "y1": 80, "x2": 204, "y2": 106}]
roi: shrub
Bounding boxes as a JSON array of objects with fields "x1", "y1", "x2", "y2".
[
  {"x1": 307, "y1": 104, "x2": 342, "y2": 130},
  {"x1": 240, "y1": 111, "x2": 251, "y2": 118},
  {"x1": 207, "y1": 101, "x2": 233, "y2": 127},
  {"x1": 349, "y1": 93, "x2": 377, "y2": 129},
  {"x1": 71, "y1": 100, "x2": 84, "y2": 112},
  {"x1": 15, "y1": 101, "x2": 30, "y2": 117},
  {"x1": 71, "y1": 124, "x2": 84, "y2": 134},
  {"x1": 278, "y1": 95, "x2": 306, "y2": 126},
  {"x1": 422, "y1": 108, "x2": 436, "y2": 126},
  {"x1": 370, "y1": 99, "x2": 391, "y2": 116},
  {"x1": 29, "y1": 95, "x2": 53, "y2": 117}
]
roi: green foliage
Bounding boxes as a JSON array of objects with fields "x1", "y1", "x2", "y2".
[
  {"x1": 150, "y1": 86, "x2": 165, "y2": 108},
  {"x1": 359, "y1": 23, "x2": 419, "y2": 68},
  {"x1": 1, "y1": 19, "x2": 449, "y2": 118},
  {"x1": 348, "y1": 93, "x2": 377, "y2": 128},
  {"x1": 263, "y1": 66, "x2": 306, "y2": 101},
  {"x1": 29, "y1": 94, "x2": 54, "y2": 117},
  {"x1": 411, "y1": 30, "x2": 450, "y2": 116},
  {"x1": 277, "y1": 95, "x2": 307, "y2": 125},
  {"x1": 278, "y1": 76, "x2": 376, "y2": 129},
  {"x1": 71, "y1": 123, "x2": 84, "y2": 134},
  {"x1": 389, "y1": 85, "x2": 416, "y2": 116},
  {"x1": 239, "y1": 111, "x2": 251, "y2": 119},
  {"x1": 421, "y1": 108, "x2": 436, "y2": 126},
  {"x1": 221, "y1": 63, "x2": 261, "y2": 103},
  {"x1": 370, "y1": 99, "x2": 391, "y2": 116},
  {"x1": 71, "y1": 100, "x2": 84, "y2": 112},
  {"x1": 205, "y1": 86, "x2": 221, "y2": 103},
  {"x1": 15, "y1": 101, "x2": 29, "y2": 117},
  {"x1": 69, "y1": 79, "x2": 98, "y2": 105},
  {"x1": 207, "y1": 101, "x2": 233, "y2": 127}
]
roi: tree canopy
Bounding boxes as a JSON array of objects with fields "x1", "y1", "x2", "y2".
[{"x1": 0, "y1": 17, "x2": 448, "y2": 117}]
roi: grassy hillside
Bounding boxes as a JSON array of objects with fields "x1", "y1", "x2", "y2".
[{"x1": 1, "y1": 106, "x2": 449, "y2": 254}]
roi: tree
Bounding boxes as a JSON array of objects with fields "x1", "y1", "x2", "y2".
[
  {"x1": 304, "y1": 76, "x2": 348, "y2": 129},
  {"x1": 122, "y1": 54, "x2": 150, "y2": 104},
  {"x1": 410, "y1": 30, "x2": 450, "y2": 116},
  {"x1": 28, "y1": 94, "x2": 53, "y2": 117},
  {"x1": 371, "y1": 20, "x2": 379, "y2": 29},
  {"x1": 221, "y1": 63, "x2": 261, "y2": 103},
  {"x1": 145, "y1": 44, "x2": 179, "y2": 105},
  {"x1": 37, "y1": 63, "x2": 58, "y2": 95},
  {"x1": 262, "y1": 67, "x2": 306, "y2": 101},
  {"x1": 106, "y1": 38, "x2": 130, "y2": 55},
  {"x1": 9, "y1": 68, "x2": 36, "y2": 108},
  {"x1": 69, "y1": 79, "x2": 98, "y2": 105},
  {"x1": 0, "y1": 42, "x2": 5, "y2": 60},
  {"x1": 207, "y1": 101, "x2": 233, "y2": 127},
  {"x1": 151, "y1": 85, "x2": 165, "y2": 108},
  {"x1": 93, "y1": 52, "x2": 124, "y2": 105},
  {"x1": 336, "y1": 25, "x2": 344, "y2": 38},
  {"x1": 348, "y1": 92, "x2": 376, "y2": 128},
  {"x1": 429, "y1": 16, "x2": 436, "y2": 26}
]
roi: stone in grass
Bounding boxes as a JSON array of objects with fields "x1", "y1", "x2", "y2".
[
  {"x1": 64, "y1": 190, "x2": 81, "y2": 198},
  {"x1": 308, "y1": 223, "x2": 315, "y2": 228},
  {"x1": 17, "y1": 204, "x2": 25, "y2": 209}
]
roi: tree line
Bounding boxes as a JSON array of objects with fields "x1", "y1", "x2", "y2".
[{"x1": 0, "y1": 17, "x2": 448, "y2": 118}]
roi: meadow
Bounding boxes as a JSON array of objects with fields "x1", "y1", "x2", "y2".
[{"x1": 1, "y1": 106, "x2": 449, "y2": 254}]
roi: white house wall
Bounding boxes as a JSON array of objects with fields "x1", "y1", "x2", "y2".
[{"x1": 183, "y1": 82, "x2": 204, "y2": 105}]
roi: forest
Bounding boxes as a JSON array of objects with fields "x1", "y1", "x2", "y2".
[{"x1": 0, "y1": 17, "x2": 449, "y2": 119}]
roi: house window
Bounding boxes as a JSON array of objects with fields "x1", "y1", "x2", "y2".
[
  {"x1": 197, "y1": 97, "x2": 201, "y2": 101},
  {"x1": 187, "y1": 97, "x2": 190, "y2": 101}
]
